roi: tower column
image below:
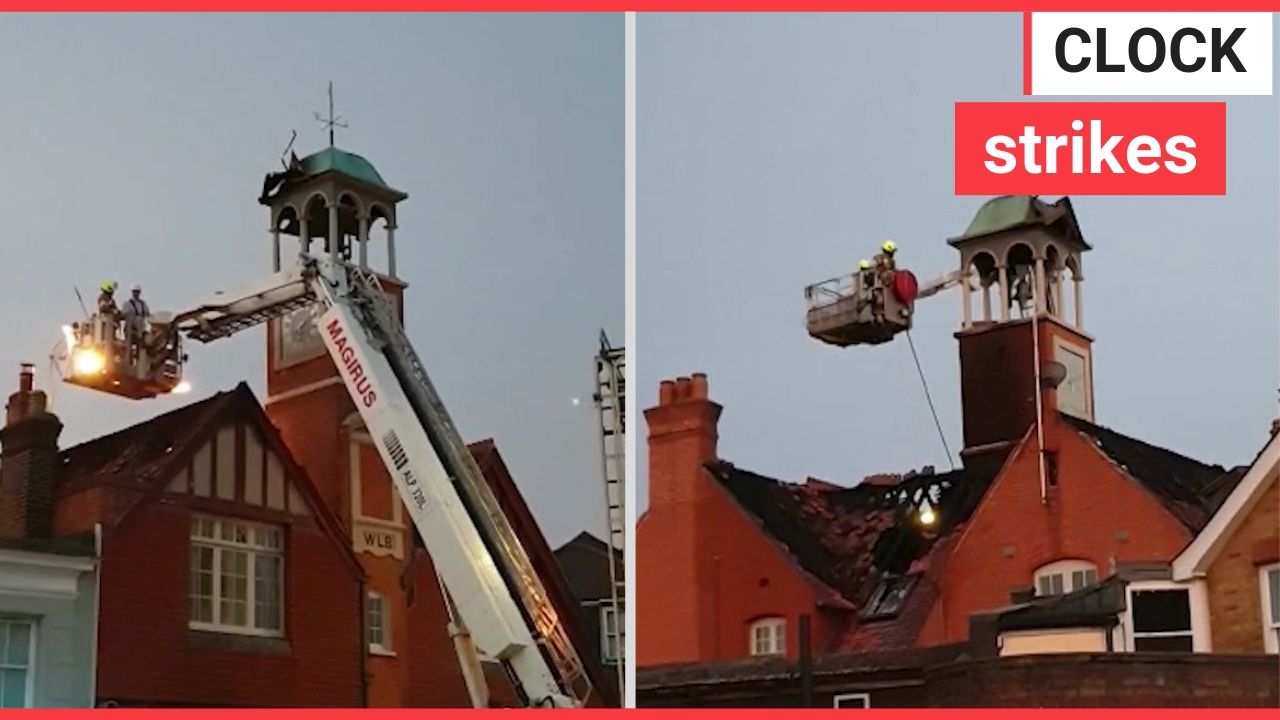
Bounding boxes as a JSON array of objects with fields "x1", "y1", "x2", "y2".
[
  {"x1": 358, "y1": 213, "x2": 370, "y2": 269},
  {"x1": 328, "y1": 202, "x2": 340, "y2": 258},
  {"x1": 996, "y1": 264, "x2": 1009, "y2": 322},
  {"x1": 1034, "y1": 257, "x2": 1047, "y2": 314},
  {"x1": 387, "y1": 225, "x2": 398, "y2": 278},
  {"x1": 1051, "y1": 268, "x2": 1063, "y2": 318},
  {"x1": 1074, "y1": 275, "x2": 1084, "y2": 328},
  {"x1": 982, "y1": 282, "x2": 992, "y2": 322},
  {"x1": 961, "y1": 268, "x2": 972, "y2": 328},
  {"x1": 271, "y1": 228, "x2": 281, "y2": 272},
  {"x1": 299, "y1": 217, "x2": 310, "y2": 255}
]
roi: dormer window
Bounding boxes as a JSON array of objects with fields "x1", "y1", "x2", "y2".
[
  {"x1": 1034, "y1": 559, "x2": 1097, "y2": 597},
  {"x1": 749, "y1": 617, "x2": 786, "y2": 656}
]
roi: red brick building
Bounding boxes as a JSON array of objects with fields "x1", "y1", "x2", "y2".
[
  {"x1": 0, "y1": 143, "x2": 613, "y2": 708},
  {"x1": 1, "y1": 375, "x2": 367, "y2": 707},
  {"x1": 637, "y1": 197, "x2": 1251, "y2": 680}
]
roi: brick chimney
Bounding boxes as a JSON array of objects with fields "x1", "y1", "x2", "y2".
[
  {"x1": 0, "y1": 365, "x2": 64, "y2": 539},
  {"x1": 644, "y1": 373, "x2": 721, "y2": 509},
  {"x1": 639, "y1": 373, "x2": 721, "y2": 666}
]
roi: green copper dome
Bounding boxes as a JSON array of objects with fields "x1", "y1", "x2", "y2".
[
  {"x1": 300, "y1": 147, "x2": 389, "y2": 189},
  {"x1": 962, "y1": 195, "x2": 1036, "y2": 239}
]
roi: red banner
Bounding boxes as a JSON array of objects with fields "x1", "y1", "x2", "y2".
[{"x1": 954, "y1": 101, "x2": 1226, "y2": 195}]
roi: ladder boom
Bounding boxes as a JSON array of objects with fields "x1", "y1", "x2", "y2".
[{"x1": 164, "y1": 255, "x2": 591, "y2": 707}]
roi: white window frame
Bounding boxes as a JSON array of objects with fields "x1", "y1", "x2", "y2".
[
  {"x1": 1122, "y1": 579, "x2": 1211, "y2": 653},
  {"x1": 367, "y1": 592, "x2": 393, "y2": 656},
  {"x1": 749, "y1": 616, "x2": 786, "y2": 656},
  {"x1": 1260, "y1": 564, "x2": 1280, "y2": 654},
  {"x1": 833, "y1": 692, "x2": 871, "y2": 708},
  {"x1": 189, "y1": 515, "x2": 285, "y2": 638},
  {"x1": 1034, "y1": 559, "x2": 1098, "y2": 597},
  {"x1": 0, "y1": 619, "x2": 35, "y2": 709},
  {"x1": 599, "y1": 604, "x2": 620, "y2": 664}
]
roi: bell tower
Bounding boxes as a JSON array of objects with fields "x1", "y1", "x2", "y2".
[
  {"x1": 950, "y1": 196, "x2": 1095, "y2": 469},
  {"x1": 259, "y1": 139, "x2": 409, "y2": 519},
  {"x1": 258, "y1": 137, "x2": 469, "y2": 706}
]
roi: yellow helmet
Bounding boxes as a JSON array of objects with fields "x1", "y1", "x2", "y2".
[
  {"x1": 882, "y1": 240, "x2": 897, "y2": 255},
  {"x1": 858, "y1": 259, "x2": 872, "y2": 270},
  {"x1": 100, "y1": 280, "x2": 117, "y2": 293}
]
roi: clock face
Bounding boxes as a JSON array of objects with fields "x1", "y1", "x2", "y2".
[
  {"x1": 277, "y1": 304, "x2": 326, "y2": 366},
  {"x1": 1056, "y1": 346, "x2": 1089, "y2": 419}
]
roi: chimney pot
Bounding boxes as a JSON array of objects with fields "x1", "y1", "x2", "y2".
[
  {"x1": 691, "y1": 373, "x2": 708, "y2": 400},
  {"x1": 1271, "y1": 418, "x2": 1280, "y2": 438},
  {"x1": 675, "y1": 376, "x2": 693, "y2": 400},
  {"x1": 19, "y1": 364, "x2": 33, "y2": 394},
  {"x1": 658, "y1": 380, "x2": 676, "y2": 405},
  {"x1": 29, "y1": 391, "x2": 48, "y2": 417}
]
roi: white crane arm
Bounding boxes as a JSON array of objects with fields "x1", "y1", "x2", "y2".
[
  {"x1": 166, "y1": 255, "x2": 590, "y2": 708},
  {"x1": 916, "y1": 268, "x2": 965, "y2": 300}
]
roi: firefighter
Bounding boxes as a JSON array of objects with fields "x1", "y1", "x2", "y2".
[
  {"x1": 122, "y1": 285, "x2": 150, "y2": 342},
  {"x1": 876, "y1": 240, "x2": 898, "y2": 275},
  {"x1": 96, "y1": 280, "x2": 121, "y2": 345},
  {"x1": 97, "y1": 280, "x2": 119, "y2": 316},
  {"x1": 121, "y1": 285, "x2": 153, "y2": 371}
]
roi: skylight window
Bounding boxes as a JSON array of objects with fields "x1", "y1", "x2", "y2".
[{"x1": 862, "y1": 573, "x2": 918, "y2": 620}]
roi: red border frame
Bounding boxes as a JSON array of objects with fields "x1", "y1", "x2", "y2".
[{"x1": 5, "y1": 3, "x2": 1280, "y2": 10}]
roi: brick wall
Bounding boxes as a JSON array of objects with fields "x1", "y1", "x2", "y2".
[
  {"x1": 95, "y1": 500, "x2": 363, "y2": 707},
  {"x1": 925, "y1": 654, "x2": 1280, "y2": 707},
  {"x1": 1206, "y1": 477, "x2": 1280, "y2": 653},
  {"x1": 917, "y1": 415, "x2": 1193, "y2": 645},
  {"x1": 639, "y1": 375, "x2": 839, "y2": 667},
  {"x1": 404, "y1": 548, "x2": 473, "y2": 707}
]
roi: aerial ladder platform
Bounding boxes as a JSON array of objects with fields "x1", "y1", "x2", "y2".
[
  {"x1": 803, "y1": 250, "x2": 962, "y2": 347},
  {"x1": 59, "y1": 255, "x2": 596, "y2": 708}
]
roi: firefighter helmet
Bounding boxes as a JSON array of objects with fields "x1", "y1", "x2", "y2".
[
  {"x1": 881, "y1": 240, "x2": 897, "y2": 255},
  {"x1": 100, "y1": 280, "x2": 117, "y2": 293},
  {"x1": 858, "y1": 259, "x2": 872, "y2": 270}
]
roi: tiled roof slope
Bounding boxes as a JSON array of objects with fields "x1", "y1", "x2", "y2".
[
  {"x1": 59, "y1": 388, "x2": 235, "y2": 493},
  {"x1": 1062, "y1": 414, "x2": 1244, "y2": 530}
]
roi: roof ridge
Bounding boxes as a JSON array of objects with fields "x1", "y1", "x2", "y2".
[
  {"x1": 1063, "y1": 413, "x2": 1226, "y2": 473},
  {"x1": 60, "y1": 386, "x2": 236, "y2": 458}
]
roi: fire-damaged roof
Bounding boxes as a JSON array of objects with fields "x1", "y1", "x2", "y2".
[
  {"x1": 704, "y1": 415, "x2": 1242, "y2": 653},
  {"x1": 1062, "y1": 414, "x2": 1244, "y2": 531},
  {"x1": 708, "y1": 460, "x2": 992, "y2": 602},
  {"x1": 705, "y1": 460, "x2": 997, "y2": 651}
]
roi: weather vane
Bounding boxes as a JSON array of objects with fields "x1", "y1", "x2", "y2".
[{"x1": 314, "y1": 81, "x2": 348, "y2": 147}]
